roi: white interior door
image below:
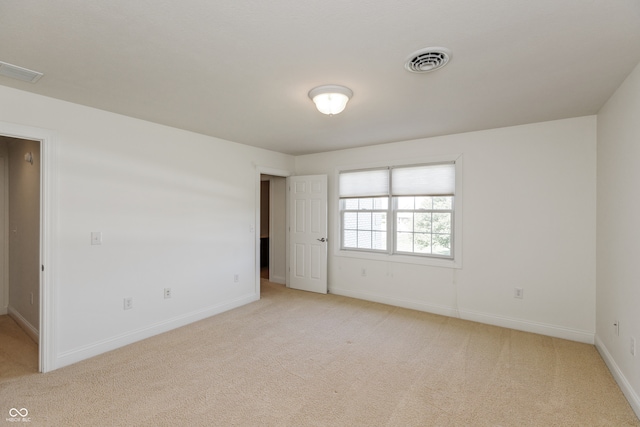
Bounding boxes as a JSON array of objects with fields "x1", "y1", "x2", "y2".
[{"x1": 287, "y1": 175, "x2": 328, "y2": 294}]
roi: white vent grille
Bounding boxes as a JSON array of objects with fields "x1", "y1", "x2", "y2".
[
  {"x1": 0, "y1": 61, "x2": 43, "y2": 83},
  {"x1": 404, "y1": 47, "x2": 451, "y2": 73}
]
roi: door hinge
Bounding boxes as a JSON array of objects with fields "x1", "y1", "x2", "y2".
[{"x1": 41, "y1": 265, "x2": 44, "y2": 272}]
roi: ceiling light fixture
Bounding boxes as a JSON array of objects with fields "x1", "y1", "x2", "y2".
[{"x1": 308, "y1": 85, "x2": 353, "y2": 115}]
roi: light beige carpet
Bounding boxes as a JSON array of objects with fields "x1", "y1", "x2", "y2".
[
  {"x1": 0, "y1": 314, "x2": 38, "y2": 379},
  {"x1": 1, "y1": 280, "x2": 638, "y2": 426}
]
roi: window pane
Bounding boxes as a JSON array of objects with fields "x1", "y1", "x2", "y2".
[
  {"x1": 372, "y1": 212, "x2": 387, "y2": 231},
  {"x1": 397, "y1": 212, "x2": 413, "y2": 232},
  {"x1": 433, "y1": 196, "x2": 452, "y2": 209},
  {"x1": 433, "y1": 213, "x2": 451, "y2": 233},
  {"x1": 397, "y1": 197, "x2": 414, "y2": 210},
  {"x1": 372, "y1": 197, "x2": 388, "y2": 210},
  {"x1": 344, "y1": 199, "x2": 359, "y2": 210},
  {"x1": 343, "y1": 229, "x2": 358, "y2": 248},
  {"x1": 415, "y1": 196, "x2": 432, "y2": 209},
  {"x1": 357, "y1": 212, "x2": 372, "y2": 230},
  {"x1": 359, "y1": 198, "x2": 373, "y2": 210},
  {"x1": 372, "y1": 231, "x2": 387, "y2": 250},
  {"x1": 414, "y1": 213, "x2": 431, "y2": 232},
  {"x1": 432, "y1": 234, "x2": 451, "y2": 256},
  {"x1": 414, "y1": 233, "x2": 432, "y2": 253},
  {"x1": 358, "y1": 231, "x2": 372, "y2": 248},
  {"x1": 397, "y1": 232, "x2": 413, "y2": 252},
  {"x1": 344, "y1": 212, "x2": 357, "y2": 230}
]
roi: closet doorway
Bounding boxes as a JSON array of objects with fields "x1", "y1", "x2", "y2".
[
  {"x1": 0, "y1": 136, "x2": 40, "y2": 376},
  {"x1": 259, "y1": 174, "x2": 287, "y2": 286}
]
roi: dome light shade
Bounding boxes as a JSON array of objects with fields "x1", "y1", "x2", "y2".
[{"x1": 308, "y1": 85, "x2": 353, "y2": 115}]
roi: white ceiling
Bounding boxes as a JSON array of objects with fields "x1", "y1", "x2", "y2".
[{"x1": 1, "y1": 1, "x2": 639, "y2": 155}]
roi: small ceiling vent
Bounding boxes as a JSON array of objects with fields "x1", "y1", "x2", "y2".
[
  {"x1": 404, "y1": 47, "x2": 452, "y2": 73},
  {"x1": 0, "y1": 61, "x2": 43, "y2": 83}
]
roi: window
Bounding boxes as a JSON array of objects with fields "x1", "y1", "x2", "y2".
[
  {"x1": 395, "y1": 196, "x2": 453, "y2": 256},
  {"x1": 342, "y1": 197, "x2": 388, "y2": 251},
  {"x1": 339, "y1": 162, "x2": 456, "y2": 260}
]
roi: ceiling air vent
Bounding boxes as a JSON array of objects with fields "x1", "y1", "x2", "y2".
[
  {"x1": 404, "y1": 47, "x2": 452, "y2": 73},
  {"x1": 0, "y1": 61, "x2": 43, "y2": 83}
]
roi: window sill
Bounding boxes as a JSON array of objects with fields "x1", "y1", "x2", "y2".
[{"x1": 335, "y1": 248, "x2": 461, "y2": 269}]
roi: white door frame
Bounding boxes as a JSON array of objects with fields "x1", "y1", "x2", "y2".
[
  {"x1": 254, "y1": 167, "x2": 291, "y2": 294},
  {"x1": 0, "y1": 121, "x2": 57, "y2": 373}
]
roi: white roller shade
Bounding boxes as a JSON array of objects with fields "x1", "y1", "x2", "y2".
[
  {"x1": 339, "y1": 168, "x2": 389, "y2": 198},
  {"x1": 391, "y1": 163, "x2": 455, "y2": 196}
]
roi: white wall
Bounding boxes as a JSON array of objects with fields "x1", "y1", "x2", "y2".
[
  {"x1": 296, "y1": 116, "x2": 596, "y2": 343},
  {"x1": 0, "y1": 85, "x2": 295, "y2": 369},
  {"x1": 596, "y1": 60, "x2": 640, "y2": 416}
]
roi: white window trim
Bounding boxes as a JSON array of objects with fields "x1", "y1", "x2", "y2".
[{"x1": 333, "y1": 154, "x2": 463, "y2": 269}]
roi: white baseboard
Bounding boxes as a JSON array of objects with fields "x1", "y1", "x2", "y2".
[
  {"x1": 270, "y1": 274, "x2": 286, "y2": 285},
  {"x1": 459, "y1": 308, "x2": 594, "y2": 344},
  {"x1": 8, "y1": 306, "x2": 39, "y2": 343},
  {"x1": 330, "y1": 287, "x2": 461, "y2": 319},
  {"x1": 329, "y1": 287, "x2": 594, "y2": 344},
  {"x1": 595, "y1": 335, "x2": 640, "y2": 419},
  {"x1": 55, "y1": 293, "x2": 259, "y2": 370}
]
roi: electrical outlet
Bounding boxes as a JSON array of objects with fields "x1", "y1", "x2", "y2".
[
  {"x1": 631, "y1": 337, "x2": 636, "y2": 356},
  {"x1": 91, "y1": 231, "x2": 102, "y2": 245},
  {"x1": 361, "y1": 268, "x2": 367, "y2": 277},
  {"x1": 514, "y1": 288, "x2": 524, "y2": 299},
  {"x1": 234, "y1": 274, "x2": 239, "y2": 283},
  {"x1": 164, "y1": 288, "x2": 171, "y2": 299},
  {"x1": 123, "y1": 297, "x2": 133, "y2": 310}
]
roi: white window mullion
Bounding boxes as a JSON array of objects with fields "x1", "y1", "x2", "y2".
[
  {"x1": 388, "y1": 196, "x2": 395, "y2": 255},
  {"x1": 388, "y1": 168, "x2": 394, "y2": 255}
]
